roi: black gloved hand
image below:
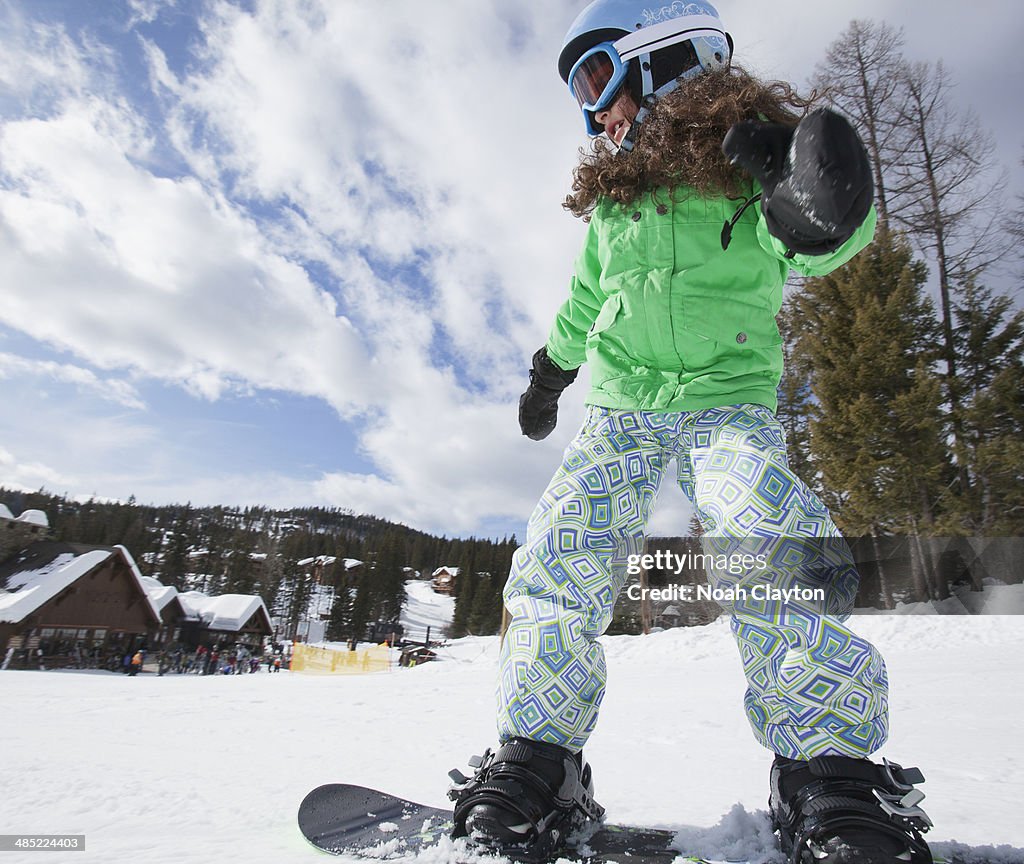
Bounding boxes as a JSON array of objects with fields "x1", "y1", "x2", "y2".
[
  {"x1": 723, "y1": 107, "x2": 873, "y2": 256},
  {"x1": 518, "y1": 347, "x2": 579, "y2": 441}
]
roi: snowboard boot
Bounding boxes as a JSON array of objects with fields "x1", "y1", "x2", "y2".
[
  {"x1": 770, "y1": 754, "x2": 933, "y2": 864},
  {"x1": 448, "y1": 737, "x2": 604, "y2": 861}
]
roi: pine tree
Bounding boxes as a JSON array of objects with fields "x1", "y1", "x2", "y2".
[
  {"x1": 349, "y1": 568, "x2": 373, "y2": 643},
  {"x1": 223, "y1": 528, "x2": 257, "y2": 594},
  {"x1": 776, "y1": 294, "x2": 819, "y2": 493},
  {"x1": 450, "y1": 543, "x2": 478, "y2": 638},
  {"x1": 325, "y1": 557, "x2": 356, "y2": 643},
  {"x1": 467, "y1": 573, "x2": 501, "y2": 635},
  {"x1": 162, "y1": 507, "x2": 192, "y2": 590},
  {"x1": 949, "y1": 280, "x2": 1024, "y2": 533},
  {"x1": 373, "y1": 530, "x2": 408, "y2": 625},
  {"x1": 791, "y1": 229, "x2": 952, "y2": 537}
]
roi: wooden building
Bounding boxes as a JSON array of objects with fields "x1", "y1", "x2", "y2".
[
  {"x1": 431, "y1": 566, "x2": 459, "y2": 595},
  {"x1": 135, "y1": 576, "x2": 273, "y2": 651},
  {"x1": 0, "y1": 505, "x2": 50, "y2": 564},
  {"x1": 0, "y1": 541, "x2": 162, "y2": 670},
  {"x1": 174, "y1": 590, "x2": 274, "y2": 650}
]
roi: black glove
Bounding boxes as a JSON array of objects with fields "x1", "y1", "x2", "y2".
[
  {"x1": 722, "y1": 108, "x2": 873, "y2": 256},
  {"x1": 518, "y1": 347, "x2": 579, "y2": 441}
]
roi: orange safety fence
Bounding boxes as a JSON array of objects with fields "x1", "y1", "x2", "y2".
[{"x1": 290, "y1": 642, "x2": 392, "y2": 674}]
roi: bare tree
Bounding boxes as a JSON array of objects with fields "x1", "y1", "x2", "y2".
[
  {"x1": 889, "y1": 60, "x2": 1006, "y2": 287},
  {"x1": 813, "y1": 19, "x2": 908, "y2": 232},
  {"x1": 1011, "y1": 150, "x2": 1024, "y2": 256},
  {"x1": 818, "y1": 24, "x2": 1011, "y2": 497},
  {"x1": 886, "y1": 60, "x2": 1008, "y2": 495}
]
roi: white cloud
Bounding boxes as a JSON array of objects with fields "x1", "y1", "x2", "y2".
[
  {"x1": 0, "y1": 96, "x2": 377, "y2": 413},
  {"x1": 126, "y1": 0, "x2": 176, "y2": 27},
  {"x1": 0, "y1": 446, "x2": 68, "y2": 491},
  {"x1": 156, "y1": 1, "x2": 586, "y2": 365},
  {"x1": 0, "y1": 4, "x2": 102, "y2": 105},
  {"x1": 2, "y1": 0, "x2": 1014, "y2": 537},
  {"x1": 0, "y1": 352, "x2": 145, "y2": 409}
]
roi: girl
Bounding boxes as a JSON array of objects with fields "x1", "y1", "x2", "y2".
[{"x1": 451, "y1": 3, "x2": 933, "y2": 863}]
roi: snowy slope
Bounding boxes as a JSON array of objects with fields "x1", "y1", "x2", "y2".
[
  {"x1": 1, "y1": 615, "x2": 1023, "y2": 863},
  {"x1": 400, "y1": 579, "x2": 455, "y2": 637}
]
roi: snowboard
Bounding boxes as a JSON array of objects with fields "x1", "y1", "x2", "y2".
[{"x1": 297, "y1": 783, "x2": 741, "y2": 863}]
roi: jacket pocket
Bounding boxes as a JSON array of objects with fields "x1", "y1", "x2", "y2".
[{"x1": 682, "y1": 298, "x2": 782, "y2": 349}]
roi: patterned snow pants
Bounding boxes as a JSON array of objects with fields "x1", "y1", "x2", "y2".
[{"x1": 497, "y1": 405, "x2": 889, "y2": 760}]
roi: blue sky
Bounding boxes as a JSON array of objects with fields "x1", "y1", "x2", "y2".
[{"x1": 0, "y1": 0, "x2": 1020, "y2": 539}]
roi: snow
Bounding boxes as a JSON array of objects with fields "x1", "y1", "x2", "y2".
[
  {"x1": 857, "y1": 581, "x2": 1024, "y2": 616},
  {"x1": 2, "y1": 595, "x2": 1023, "y2": 863},
  {"x1": 400, "y1": 579, "x2": 456, "y2": 637},
  {"x1": 176, "y1": 590, "x2": 269, "y2": 631},
  {"x1": 15, "y1": 508, "x2": 49, "y2": 527},
  {"x1": 140, "y1": 575, "x2": 179, "y2": 613},
  {"x1": 298, "y1": 555, "x2": 338, "y2": 567}
]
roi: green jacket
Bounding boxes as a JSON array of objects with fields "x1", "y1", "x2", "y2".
[{"x1": 545, "y1": 186, "x2": 876, "y2": 413}]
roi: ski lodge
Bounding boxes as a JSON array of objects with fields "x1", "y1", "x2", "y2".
[
  {"x1": 157, "y1": 585, "x2": 274, "y2": 651},
  {"x1": 0, "y1": 539, "x2": 163, "y2": 670},
  {"x1": 0, "y1": 507, "x2": 272, "y2": 670},
  {"x1": 431, "y1": 566, "x2": 459, "y2": 595}
]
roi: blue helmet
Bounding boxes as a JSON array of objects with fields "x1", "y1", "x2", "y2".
[{"x1": 559, "y1": 0, "x2": 733, "y2": 146}]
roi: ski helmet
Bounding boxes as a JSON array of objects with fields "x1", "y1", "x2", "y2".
[{"x1": 559, "y1": 0, "x2": 733, "y2": 148}]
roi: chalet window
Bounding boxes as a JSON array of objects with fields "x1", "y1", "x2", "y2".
[
  {"x1": 92, "y1": 629, "x2": 106, "y2": 645},
  {"x1": 41, "y1": 628, "x2": 55, "y2": 639}
]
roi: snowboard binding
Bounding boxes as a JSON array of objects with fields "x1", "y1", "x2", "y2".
[
  {"x1": 770, "y1": 754, "x2": 933, "y2": 864},
  {"x1": 448, "y1": 738, "x2": 605, "y2": 862}
]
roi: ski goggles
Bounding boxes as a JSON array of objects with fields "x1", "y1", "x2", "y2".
[{"x1": 567, "y1": 42, "x2": 630, "y2": 136}]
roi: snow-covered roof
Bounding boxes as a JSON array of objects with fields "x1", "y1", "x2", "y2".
[
  {"x1": 139, "y1": 575, "x2": 179, "y2": 613},
  {"x1": 114, "y1": 545, "x2": 164, "y2": 623},
  {"x1": 297, "y1": 555, "x2": 336, "y2": 568},
  {"x1": 432, "y1": 566, "x2": 460, "y2": 577},
  {"x1": 0, "y1": 549, "x2": 110, "y2": 623},
  {"x1": 296, "y1": 556, "x2": 362, "y2": 570},
  {"x1": 0, "y1": 505, "x2": 49, "y2": 526},
  {"x1": 0, "y1": 543, "x2": 161, "y2": 625},
  {"x1": 17, "y1": 509, "x2": 49, "y2": 528},
  {"x1": 176, "y1": 591, "x2": 272, "y2": 633}
]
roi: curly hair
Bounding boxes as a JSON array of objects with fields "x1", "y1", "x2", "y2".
[{"x1": 563, "y1": 66, "x2": 814, "y2": 218}]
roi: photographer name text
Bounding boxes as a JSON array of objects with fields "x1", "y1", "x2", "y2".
[{"x1": 624, "y1": 583, "x2": 825, "y2": 603}]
